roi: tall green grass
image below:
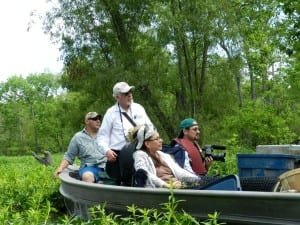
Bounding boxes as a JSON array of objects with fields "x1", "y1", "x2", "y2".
[{"x1": 0, "y1": 155, "x2": 62, "y2": 224}]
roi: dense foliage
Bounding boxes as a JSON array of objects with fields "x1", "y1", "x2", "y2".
[
  {"x1": 0, "y1": 1, "x2": 299, "y2": 155},
  {"x1": 1, "y1": 1, "x2": 299, "y2": 224},
  {"x1": 0, "y1": 155, "x2": 62, "y2": 224}
]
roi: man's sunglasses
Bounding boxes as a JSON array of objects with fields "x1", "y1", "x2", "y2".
[
  {"x1": 122, "y1": 91, "x2": 132, "y2": 96},
  {"x1": 88, "y1": 117, "x2": 101, "y2": 121}
]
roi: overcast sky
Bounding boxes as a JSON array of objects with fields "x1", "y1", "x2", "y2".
[{"x1": 0, "y1": 0, "x2": 63, "y2": 83}]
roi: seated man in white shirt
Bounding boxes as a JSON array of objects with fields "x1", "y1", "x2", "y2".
[{"x1": 96, "y1": 81, "x2": 153, "y2": 185}]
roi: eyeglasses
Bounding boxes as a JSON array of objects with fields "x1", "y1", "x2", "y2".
[
  {"x1": 147, "y1": 137, "x2": 162, "y2": 141},
  {"x1": 88, "y1": 117, "x2": 100, "y2": 121}
]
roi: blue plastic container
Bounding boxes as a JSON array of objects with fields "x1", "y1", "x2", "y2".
[{"x1": 237, "y1": 153, "x2": 297, "y2": 178}]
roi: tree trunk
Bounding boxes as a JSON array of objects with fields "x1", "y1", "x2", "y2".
[
  {"x1": 139, "y1": 84, "x2": 177, "y2": 139},
  {"x1": 236, "y1": 70, "x2": 243, "y2": 107},
  {"x1": 248, "y1": 63, "x2": 256, "y2": 100},
  {"x1": 102, "y1": 0, "x2": 135, "y2": 70},
  {"x1": 219, "y1": 42, "x2": 243, "y2": 107},
  {"x1": 171, "y1": 0, "x2": 188, "y2": 118},
  {"x1": 198, "y1": 34, "x2": 210, "y2": 111},
  {"x1": 30, "y1": 104, "x2": 40, "y2": 152}
]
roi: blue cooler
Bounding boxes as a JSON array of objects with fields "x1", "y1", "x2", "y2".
[{"x1": 237, "y1": 153, "x2": 298, "y2": 178}]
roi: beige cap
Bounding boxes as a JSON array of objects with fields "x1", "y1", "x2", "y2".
[
  {"x1": 112, "y1": 82, "x2": 135, "y2": 97},
  {"x1": 85, "y1": 112, "x2": 101, "y2": 120}
]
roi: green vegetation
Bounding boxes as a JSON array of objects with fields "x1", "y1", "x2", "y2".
[
  {"x1": 0, "y1": 155, "x2": 225, "y2": 225},
  {"x1": 1, "y1": 1, "x2": 300, "y2": 157},
  {"x1": 0, "y1": 155, "x2": 62, "y2": 224},
  {"x1": 0, "y1": 1, "x2": 299, "y2": 223}
]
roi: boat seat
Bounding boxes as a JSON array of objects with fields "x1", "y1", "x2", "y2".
[
  {"x1": 119, "y1": 141, "x2": 139, "y2": 186},
  {"x1": 69, "y1": 171, "x2": 81, "y2": 180},
  {"x1": 199, "y1": 175, "x2": 242, "y2": 191},
  {"x1": 180, "y1": 175, "x2": 242, "y2": 191},
  {"x1": 240, "y1": 176, "x2": 278, "y2": 192}
]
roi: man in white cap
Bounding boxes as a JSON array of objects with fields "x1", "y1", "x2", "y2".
[
  {"x1": 97, "y1": 81, "x2": 153, "y2": 184},
  {"x1": 54, "y1": 112, "x2": 107, "y2": 183}
]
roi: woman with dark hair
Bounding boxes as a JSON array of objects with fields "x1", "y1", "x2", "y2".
[{"x1": 133, "y1": 125, "x2": 200, "y2": 188}]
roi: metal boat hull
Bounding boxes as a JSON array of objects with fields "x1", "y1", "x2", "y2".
[{"x1": 59, "y1": 169, "x2": 300, "y2": 225}]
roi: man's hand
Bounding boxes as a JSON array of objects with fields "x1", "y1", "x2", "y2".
[
  {"x1": 54, "y1": 168, "x2": 63, "y2": 177},
  {"x1": 106, "y1": 149, "x2": 118, "y2": 161},
  {"x1": 54, "y1": 159, "x2": 69, "y2": 178},
  {"x1": 205, "y1": 156, "x2": 213, "y2": 169}
]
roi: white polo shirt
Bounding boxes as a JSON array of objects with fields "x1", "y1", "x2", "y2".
[{"x1": 97, "y1": 102, "x2": 153, "y2": 154}]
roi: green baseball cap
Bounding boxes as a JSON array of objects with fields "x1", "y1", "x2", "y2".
[{"x1": 179, "y1": 118, "x2": 198, "y2": 129}]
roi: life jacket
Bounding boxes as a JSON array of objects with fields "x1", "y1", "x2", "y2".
[
  {"x1": 174, "y1": 138, "x2": 207, "y2": 175},
  {"x1": 162, "y1": 144, "x2": 186, "y2": 168}
]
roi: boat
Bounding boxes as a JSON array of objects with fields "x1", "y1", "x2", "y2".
[{"x1": 59, "y1": 165, "x2": 300, "y2": 225}]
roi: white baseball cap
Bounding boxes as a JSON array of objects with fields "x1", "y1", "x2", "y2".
[{"x1": 112, "y1": 82, "x2": 135, "y2": 97}]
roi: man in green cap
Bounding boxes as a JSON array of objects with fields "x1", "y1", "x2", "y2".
[{"x1": 169, "y1": 118, "x2": 213, "y2": 175}]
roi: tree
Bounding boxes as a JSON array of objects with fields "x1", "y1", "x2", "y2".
[
  {"x1": 42, "y1": 0, "x2": 298, "y2": 143},
  {"x1": 0, "y1": 74, "x2": 72, "y2": 155}
]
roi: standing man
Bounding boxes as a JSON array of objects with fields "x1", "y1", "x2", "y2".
[
  {"x1": 54, "y1": 112, "x2": 106, "y2": 183},
  {"x1": 97, "y1": 81, "x2": 153, "y2": 183},
  {"x1": 169, "y1": 118, "x2": 213, "y2": 175}
]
